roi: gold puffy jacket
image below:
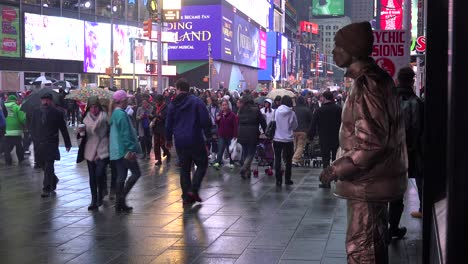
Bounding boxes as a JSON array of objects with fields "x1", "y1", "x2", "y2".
[{"x1": 332, "y1": 58, "x2": 408, "y2": 202}]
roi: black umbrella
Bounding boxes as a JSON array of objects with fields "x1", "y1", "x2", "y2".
[{"x1": 20, "y1": 88, "x2": 61, "y2": 113}]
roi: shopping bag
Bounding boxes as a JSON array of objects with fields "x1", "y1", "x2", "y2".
[{"x1": 229, "y1": 138, "x2": 243, "y2": 161}]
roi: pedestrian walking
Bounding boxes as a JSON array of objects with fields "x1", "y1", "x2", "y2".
[
  {"x1": 110, "y1": 90, "x2": 142, "y2": 213},
  {"x1": 152, "y1": 95, "x2": 170, "y2": 166},
  {"x1": 29, "y1": 93, "x2": 71, "y2": 197},
  {"x1": 237, "y1": 95, "x2": 267, "y2": 179},
  {"x1": 273, "y1": 95, "x2": 298, "y2": 186},
  {"x1": 213, "y1": 99, "x2": 237, "y2": 170},
  {"x1": 206, "y1": 96, "x2": 220, "y2": 161},
  {"x1": 319, "y1": 22, "x2": 407, "y2": 264},
  {"x1": 307, "y1": 91, "x2": 342, "y2": 188},
  {"x1": 292, "y1": 96, "x2": 313, "y2": 167},
  {"x1": 136, "y1": 99, "x2": 153, "y2": 159},
  {"x1": 80, "y1": 97, "x2": 110, "y2": 211},
  {"x1": 166, "y1": 78, "x2": 211, "y2": 205},
  {"x1": 3, "y1": 95, "x2": 26, "y2": 165}
]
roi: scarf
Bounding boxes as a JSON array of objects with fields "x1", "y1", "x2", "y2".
[{"x1": 83, "y1": 111, "x2": 108, "y2": 138}]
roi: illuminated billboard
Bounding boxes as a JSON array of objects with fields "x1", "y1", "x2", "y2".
[
  {"x1": 1, "y1": 5, "x2": 20, "y2": 58},
  {"x1": 24, "y1": 13, "x2": 83, "y2": 60},
  {"x1": 166, "y1": 5, "x2": 222, "y2": 61},
  {"x1": 84, "y1": 22, "x2": 111, "y2": 73},
  {"x1": 380, "y1": 0, "x2": 403, "y2": 30},
  {"x1": 312, "y1": 0, "x2": 344, "y2": 17},
  {"x1": 221, "y1": 6, "x2": 263, "y2": 68}
]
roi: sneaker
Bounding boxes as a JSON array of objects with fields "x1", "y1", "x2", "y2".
[
  {"x1": 228, "y1": 164, "x2": 234, "y2": 169},
  {"x1": 213, "y1": 163, "x2": 220, "y2": 170},
  {"x1": 411, "y1": 211, "x2": 423, "y2": 218},
  {"x1": 155, "y1": 160, "x2": 162, "y2": 166},
  {"x1": 319, "y1": 183, "x2": 331, "y2": 188},
  {"x1": 41, "y1": 191, "x2": 51, "y2": 198},
  {"x1": 24, "y1": 151, "x2": 31, "y2": 155},
  {"x1": 292, "y1": 162, "x2": 300, "y2": 167}
]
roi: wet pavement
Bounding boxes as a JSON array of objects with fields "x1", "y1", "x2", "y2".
[{"x1": 0, "y1": 135, "x2": 422, "y2": 264}]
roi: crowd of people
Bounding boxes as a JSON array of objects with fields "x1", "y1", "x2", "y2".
[{"x1": 0, "y1": 21, "x2": 425, "y2": 264}]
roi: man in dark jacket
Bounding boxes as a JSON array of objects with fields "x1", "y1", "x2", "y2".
[
  {"x1": 308, "y1": 91, "x2": 342, "y2": 188},
  {"x1": 166, "y1": 78, "x2": 211, "y2": 205},
  {"x1": 292, "y1": 96, "x2": 313, "y2": 166},
  {"x1": 237, "y1": 95, "x2": 267, "y2": 179},
  {"x1": 388, "y1": 67, "x2": 425, "y2": 240},
  {"x1": 30, "y1": 93, "x2": 71, "y2": 197}
]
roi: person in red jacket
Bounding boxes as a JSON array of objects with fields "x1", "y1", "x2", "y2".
[{"x1": 213, "y1": 99, "x2": 238, "y2": 170}]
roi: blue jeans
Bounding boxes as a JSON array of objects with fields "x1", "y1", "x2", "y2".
[
  {"x1": 240, "y1": 143, "x2": 257, "y2": 173},
  {"x1": 216, "y1": 137, "x2": 233, "y2": 165},
  {"x1": 114, "y1": 158, "x2": 141, "y2": 199},
  {"x1": 177, "y1": 144, "x2": 208, "y2": 200},
  {"x1": 86, "y1": 158, "x2": 109, "y2": 200}
]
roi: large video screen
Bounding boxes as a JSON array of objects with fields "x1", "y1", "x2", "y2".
[
  {"x1": 84, "y1": 22, "x2": 111, "y2": 73},
  {"x1": 312, "y1": 0, "x2": 344, "y2": 16},
  {"x1": 221, "y1": 7, "x2": 263, "y2": 68},
  {"x1": 24, "y1": 13, "x2": 83, "y2": 61},
  {"x1": 166, "y1": 5, "x2": 222, "y2": 61},
  {"x1": 1, "y1": 5, "x2": 21, "y2": 58}
]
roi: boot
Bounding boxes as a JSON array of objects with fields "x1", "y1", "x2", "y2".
[
  {"x1": 115, "y1": 197, "x2": 133, "y2": 213},
  {"x1": 88, "y1": 196, "x2": 98, "y2": 211}
]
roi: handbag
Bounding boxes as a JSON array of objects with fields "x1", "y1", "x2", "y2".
[
  {"x1": 76, "y1": 134, "x2": 87, "y2": 163},
  {"x1": 265, "y1": 111, "x2": 276, "y2": 139}
]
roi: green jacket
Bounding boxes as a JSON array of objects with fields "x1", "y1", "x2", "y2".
[
  {"x1": 5, "y1": 101, "x2": 26, "y2": 137},
  {"x1": 109, "y1": 108, "x2": 141, "y2": 160}
]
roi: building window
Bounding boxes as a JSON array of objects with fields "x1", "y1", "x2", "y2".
[
  {"x1": 42, "y1": 0, "x2": 61, "y2": 8},
  {"x1": 63, "y1": 0, "x2": 79, "y2": 10},
  {"x1": 127, "y1": 0, "x2": 138, "y2": 21},
  {"x1": 96, "y1": 0, "x2": 111, "y2": 17},
  {"x1": 334, "y1": 26, "x2": 339, "y2": 30},
  {"x1": 80, "y1": 0, "x2": 96, "y2": 15},
  {"x1": 22, "y1": 0, "x2": 40, "y2": 5}
]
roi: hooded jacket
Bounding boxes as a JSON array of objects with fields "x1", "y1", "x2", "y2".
[
  {"x1": 273, "y1": 105, "x2": 298, "y2": 142},
  {"x1": 331, "y1": 58, "x2": 407, "y2": 202},
  {"x1": 237, "y1": 96, "x2": 267, "y2": 146},
  {"x1": 5, "y1": 99, "x2": 26, "y2": 137},
  {"x1": 166, "y1": 93, "x2": 211, "y2": 148}
]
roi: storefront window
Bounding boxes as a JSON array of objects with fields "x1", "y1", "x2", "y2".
[
  {"x1": 45, "y1": 72, "x2": 61, "y2": 81},
  {"x1": 111, "y1": 0, "x2": 125, "y2": 19},
  {"x1": 64, "y1": 74, "x2": 79, "y2": 87},
  {"x1": 22, "y1": 0, "x2": 41, "y2": 5},
  {"x1": 80, "y1": 0, "x2": 96, "y2": 15}
]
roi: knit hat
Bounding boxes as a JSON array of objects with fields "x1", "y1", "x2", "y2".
[
  {"x1": 334, "y1": 22, "x2": 374, "y2": 58},
  {"x1": 7, "y1": 95, "x2": 17, "y2": 101},
  {"x1": 112, "y1": 90, "x2": 133, "y2": 102}
]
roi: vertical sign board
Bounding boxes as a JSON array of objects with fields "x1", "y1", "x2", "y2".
[
  {"x1": 372, "y1": 30, "x2": 410, "y2": 79},
  {"x1": 1, "y1": 5, "x2": 20, "y2": 57},
  {"x1": 380, "y1": 0, "x2": 403, "y2": 30}
]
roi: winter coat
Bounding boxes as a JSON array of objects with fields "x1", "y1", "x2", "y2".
[
  {"x1": 216, "y1": 110, "x2": 238, "y2": 138},
  {"x1": 237, "y1": 105, "x2": 266, "y2": 146},
  {"x1": 273, "y1": 105, "x2": 298, "y2": 142},
  {"x1": 30, "y1": 105, "x2": 71, "y2": 160},
  {"x1": 83, "y1": 111, "x2": 110, "y2": 161},
  {"x1": 136, "y1": 105, "x2": 154, "y2": 136},
  {"x1": 109, "y1": 108, "x2": 141, "y2": 160},
  {"x1": 260, "y1": 107, "x2": 275, "y2": 125},
  {"x1": 294, "y1": 105, "x2": 313, "y2": 133},
  {"x1": 151, "y1": 103, "x2": 168, "y2": 135},
  {"x1": 332, "y1": 58, "x2": 408, "y2": 202},
  {"x1": 5, "y1": 100, "x2": 26, "y2": 136},
  {"x1": 166, "y1": 93, "x2": 211, "y2": 149},
  {"x1": 308, "y1": 102, "x2": 342, "y2": 147}
]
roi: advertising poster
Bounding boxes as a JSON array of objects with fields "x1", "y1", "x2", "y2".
[
  {"x1": 380, "y1": 0, "x2": 403, "y2": 30},
  {"x1": 259, "y1": 30, "x2": 267, "y2": 69},
  {"x1": 84, "y1": 22, "x2": 111, "y2": 73},
  {"x1": 312, "y1": 0, "x2": 344, "y2": 16},
  {"x1": 166, "y1": 5, "x2": 222, "y2": 61},
  {"x1": 1, "y1": 5, "x2": 20, "y2": 58},
  {"x1": 25, "y1": 13, "x2": 84, "y2": 61},
  {"x1": 281, "y1": 35, "x2": 288, "y2": 79},
  {"x1": 372, "y1": 30, "x2": 409, "y2": 79},
  {"x1": 222, "y1": 7, "x2": 262, "y2": 68}
]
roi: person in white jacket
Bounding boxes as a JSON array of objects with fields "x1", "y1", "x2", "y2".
[
  {"x1": 273, "y1": 95, "x2": 298, "y2": 186},
  {"x1": 260, "y1": 98, "x2": 275, "y2": 126}
]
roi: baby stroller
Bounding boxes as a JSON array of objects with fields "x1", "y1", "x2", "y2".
[
  {"x1": 253, "y1": 137, "x2": 274, "y2": 177},
  {"x1": 303, "y1": 138, "x2": 323, "y2": 168}
]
